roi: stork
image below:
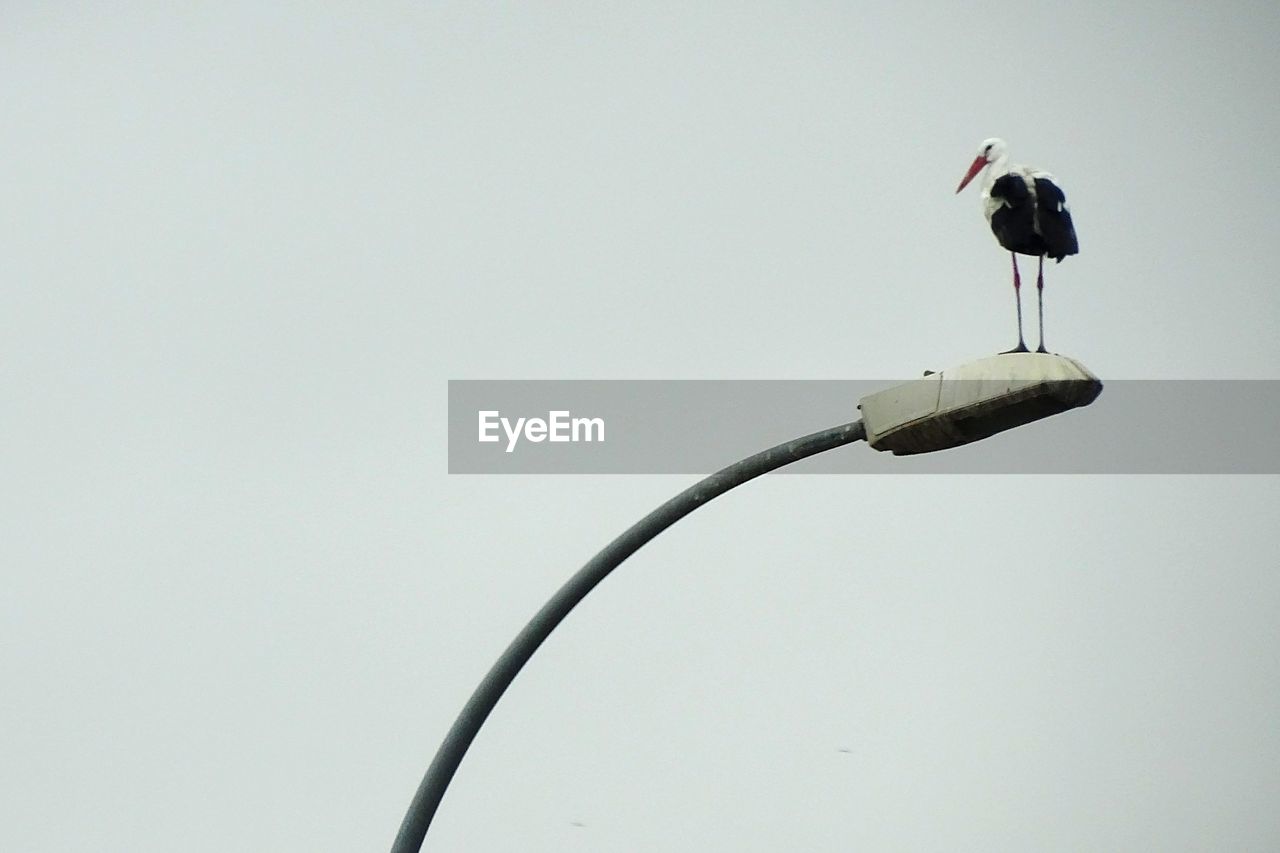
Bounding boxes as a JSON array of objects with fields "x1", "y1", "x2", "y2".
[{"x1": 956, "y1": 138, "x2": 1078, "y2": 354}]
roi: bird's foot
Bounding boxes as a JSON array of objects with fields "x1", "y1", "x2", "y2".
[
  {"x1": 1000, "y1": 342, "x2": 1029, "y2": 354},
  {"x1": 1035, "y1": 344, "x2": 1050, "y2": 354}
]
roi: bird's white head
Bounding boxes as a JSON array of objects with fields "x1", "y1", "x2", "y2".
[{"x1": 955, "y1": 137, "x2": 1008, "y2": 193}]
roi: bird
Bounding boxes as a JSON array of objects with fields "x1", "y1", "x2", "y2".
[{"x1": 955, "y1": 138, "x2": 1078, "y2": 354}]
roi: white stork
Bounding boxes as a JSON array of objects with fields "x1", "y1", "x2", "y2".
[{"x1": 955, "y1": 138, "x2": 1078, "y2": 354}]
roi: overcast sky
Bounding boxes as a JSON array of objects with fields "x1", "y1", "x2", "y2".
[{"x1": 4, "y1": 2, "x2": 1279, "y2": 851}]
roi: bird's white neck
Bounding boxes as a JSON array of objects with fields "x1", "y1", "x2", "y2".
[{"x1": 981, "y1": 151, "x2": 1012, "y2": 192}]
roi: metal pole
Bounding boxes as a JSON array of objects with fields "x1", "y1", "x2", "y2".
[{"x1": 391, "y1": 419, "x2": 867, "y2": 852}]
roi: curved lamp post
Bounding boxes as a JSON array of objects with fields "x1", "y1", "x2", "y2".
[{"x1": 394, "y1": 353, "x2": 1102, "y2": 852}]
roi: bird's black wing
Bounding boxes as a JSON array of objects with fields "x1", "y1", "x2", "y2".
[
  {"x1": 989, "y1": 173, "x2": 1042, "y2": 255},
  {"x1": 1033, "y1": 177, "x2": 1079, "y2": 261}
]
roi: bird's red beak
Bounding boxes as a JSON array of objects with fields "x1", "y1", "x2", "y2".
[{"x1": 955, "y1": 155, "x2": 987, "y2": 193}]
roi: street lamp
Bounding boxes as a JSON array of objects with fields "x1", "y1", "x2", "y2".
[
  {"x1": 860, "y1": 352, "x2": 1101, "y2": 455},
  {"x1": 392, "y1": 352, "x2": 1102, "y2": 853}
]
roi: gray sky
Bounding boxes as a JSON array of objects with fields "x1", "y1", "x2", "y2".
[{"x1": 4, "y1": 2, "x2": 1279, "y2": 851}]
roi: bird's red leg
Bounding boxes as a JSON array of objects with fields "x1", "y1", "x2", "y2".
[
  {"x1": 1035, "y1": 255, "x2": 1049, "y2": 353},
  {"x1": 1001, "y1": 253, "x2": 1029, "y2": 353}
]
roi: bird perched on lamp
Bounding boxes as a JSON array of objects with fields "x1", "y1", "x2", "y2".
[{"x1": 956, "y1": 138, "x2": 1078, "y2": 354}]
